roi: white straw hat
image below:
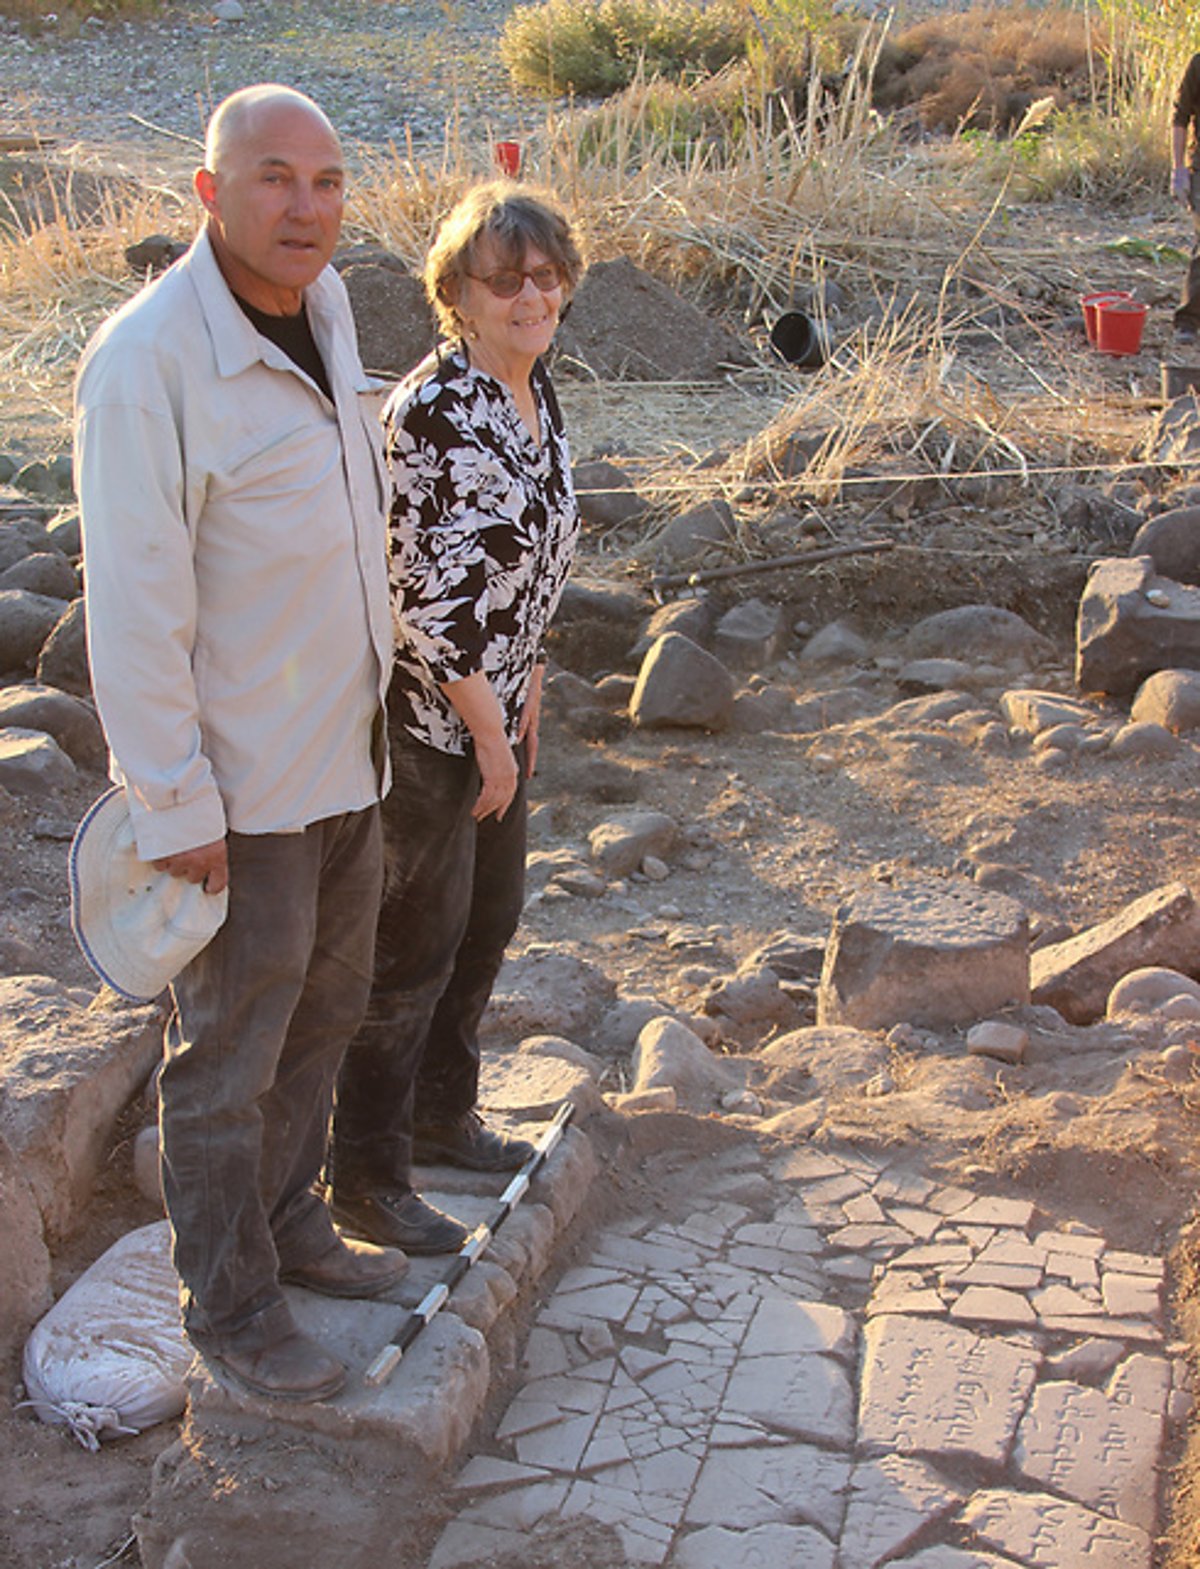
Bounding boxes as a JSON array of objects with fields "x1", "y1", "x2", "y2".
[{"x1": 69, "y1": 787, "x2": 228, "y2": 1003}]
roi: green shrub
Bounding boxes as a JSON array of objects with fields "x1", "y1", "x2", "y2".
[{"x1": 500, "y1": 0, "x2": 752, "y2": 97}]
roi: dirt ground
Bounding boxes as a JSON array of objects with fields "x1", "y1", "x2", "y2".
[{"x1": 6, "y1": 10, "x2": 1200, "y2": 1567}]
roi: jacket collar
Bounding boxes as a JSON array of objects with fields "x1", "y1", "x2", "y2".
[{"x1": 186, "y1": 227, "x2": 340, "y2": 383}]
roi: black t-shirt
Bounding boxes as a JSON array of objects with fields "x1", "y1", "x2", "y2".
[{"x1": 235, "y1": 294, "x2": 332, "y2": 401}]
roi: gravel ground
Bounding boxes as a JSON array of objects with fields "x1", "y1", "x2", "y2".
[{"x1": 0, "y1": 0, "x2": 532, "y2": 159}]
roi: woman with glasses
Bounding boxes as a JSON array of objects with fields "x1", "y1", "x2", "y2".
[{"x1": 329, "y1": 182, "x2": 583, "y2": 1257}]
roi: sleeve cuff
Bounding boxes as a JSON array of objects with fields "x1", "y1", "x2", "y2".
[{"x1": 125, "y1": 787, "x2": 228, "y2": 863}]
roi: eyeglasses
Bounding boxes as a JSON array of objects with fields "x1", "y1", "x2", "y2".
[{"x1": 466, "y1": 263, "x2": 564, "y2": 299}]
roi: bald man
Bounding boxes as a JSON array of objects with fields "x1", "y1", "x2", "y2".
[{"x1": 75, "y1": 85, "x2": 402, "y2": 1402}]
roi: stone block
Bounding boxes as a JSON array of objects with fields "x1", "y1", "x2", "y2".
[
  {"x1": 817, "y1": 877, "x2": 1029, "y2": 1031},
  {"x1": 631, "y1": 1016, "x2": 740, "y2": 1104},
  {"x1": 1077, "y1": 555, "x2": 1200, "y2": 697},
  {"x1": 630, "y1": 597, "x2": 713, "y2": 660},
  {"x1": 966, "y1": 1020, "x2": 1028, "y2": 1063},
  {"x1": 478, "y1": 1053, "x2": 606, "y2": 1121},
  {"x1": 1131, "y1": 667, "x2": 1200, "y2": 732},
  {"x1": 481, "y1": 950, "x2": 616, "y2": 1049},
  {"x1": 588, "y1": 808, "x2": 678, "y2": 877},
  {"x1": 0, "y1": 1129, "x2": 51, "y2": 1357},
  {"x1": 1031, "y1": 881, "x2": 1200, "y2": 1024},
  {"x1": 799, "y1": 618, "x2": 870, "y2": 665},
  {"x1": 0, "y1": 978, "x2": 161, "y2": 1238},
  {"x1": 629, "y1": 633, "x2": 734, "y2": 731},
  {"x1": 713, "y1": 598, "x2": 787, "y2": 670},
  {"x1": 653, "y1": 498, "x2": 734, "y2": 568},
  {"x1": 999, "y1": 688, "x2": 1099, "y2": 737},
  {"x1": 0, "y1": 549, "x2": 78, "y2": 599},
  {"x1": 0, "y1": 728, "x2": 76, "y2": 793},
  {"x1": 859, "y1": 1315, "x2": 1040, "y2": 1464},
  {"x1": 963, "y1": 1488, "x2": 1152, "y2": 1569}
]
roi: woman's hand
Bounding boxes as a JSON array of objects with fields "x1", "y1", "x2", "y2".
[
  {"x1": 517, "y1": 663, "x2": 546, "y2": 779},
  {"x1": 472, "y1": 729, "x2": 520, "y2": 822},
  {"x1": 441, "y1": 670, "x2": 520, "y2": 821}
]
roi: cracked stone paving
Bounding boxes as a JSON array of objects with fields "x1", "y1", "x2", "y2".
[{"x1": 428, "y1": 1143, "x2": 1183, "y2": 1569}]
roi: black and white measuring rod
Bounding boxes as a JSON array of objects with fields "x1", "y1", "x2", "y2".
[{"x1": 363, "y1": 1099, "x2": 575, "y2": 1388}]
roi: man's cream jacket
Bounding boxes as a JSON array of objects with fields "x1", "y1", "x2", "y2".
[{"x1": 75, "y1": 230, "x2": 393, "y2": 861}]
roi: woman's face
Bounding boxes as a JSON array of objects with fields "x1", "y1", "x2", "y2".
[{"x1": 456, "y1": 233, "x2": 564, "y2": 371}]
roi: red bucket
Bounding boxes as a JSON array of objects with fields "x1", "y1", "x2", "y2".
[
  {"x1": 1081, "y1": 289, "x2": 1132, "y2": 346},
  {"x1": 1096, "y1": 298, "x2": 1148, "y2": 356},
  {"x1": 494, "y1": 140, "x2": 521, "y2": 177}
]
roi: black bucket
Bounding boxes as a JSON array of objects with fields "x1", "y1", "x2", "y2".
[{"x1": 769, "y1": 309, "x2": 827, "y2": 370}]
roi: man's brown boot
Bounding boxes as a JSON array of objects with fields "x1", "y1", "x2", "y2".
[{"x1": 202, "y1": 1329, "x2": 346, "y2": 1402}]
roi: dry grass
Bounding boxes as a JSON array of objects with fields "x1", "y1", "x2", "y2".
[
  {"x1": 875, "y1": 4, "x2": 1106, "y2": 132},
  {"x1": 0, "y1": 7, "x2": 1168, "y2": 508},
  {"x1": 0, "y1": 157, "x2": 191, "y2": 430}
]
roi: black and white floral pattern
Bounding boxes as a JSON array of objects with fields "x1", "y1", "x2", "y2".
[{"x1": 382, "y1": 345, "x2": 579, "y2": 756}]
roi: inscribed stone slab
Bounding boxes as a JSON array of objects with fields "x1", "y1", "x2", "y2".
[
  {"x1": 859, "y1": 1317, "x2": 1040, "y2": 1464},
  {"x1": 963, "y1": 1488, "x2": 1152, "y2": 1569},
  {"x1": 1014, "y1": 1375, "x2": 1163, "y2": 1531},
  {"x1": 840, "y1": 1455, "x2": 964, "y2": 1568}
]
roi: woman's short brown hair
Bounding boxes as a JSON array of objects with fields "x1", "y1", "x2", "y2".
[{"x1": 424, "y1": 179, "x2": 583, "y2": 338}]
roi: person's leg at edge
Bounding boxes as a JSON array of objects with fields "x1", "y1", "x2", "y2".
[
  {"x1": 410, "y1": 750, "x2": 534, "y2": 1171},
  {"x1": 1176, "y1": 170, "x2": 1200, "y2": 336},
  {"x1": 329, "y1": 734, "x2": 479, "y2": 1249},
  {"x1": 160, "y1": 809, "x2": 385, "y2": 1396}
]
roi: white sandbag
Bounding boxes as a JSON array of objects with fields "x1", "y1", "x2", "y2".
[{"x1": 22, "y1": 1219, "x2": 192, "y2": 1449}]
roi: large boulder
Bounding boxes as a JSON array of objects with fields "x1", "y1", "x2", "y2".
[
  {"x1": 1076, "y1": 556, "x2": 1200, "y2": 697},
  {"x1": 1130, "y1": 506, "x2": 1200, "y2": 585},
  {"x1": 0, "y1": 550, "x2": 78, "y2": 599},
  {"x1": 630, "y1": 632, "x2": 735, "y2": 731},
  {"x1": 0, "y1": 977, "x2": 161, "y2": 1239},
  {"x1": 1031, "y1": 882, "x2": 1200, "y2": 1024},
  {"x1": 0, "y1": 587, "x2": 70, "y2": 672},
  {"x1": 0, "y1": 682, "x2": 105, "y2": 769},
  {"x1": 36, "y1": 596, "x2": 91, "y2": 696},
  {"x1": 905, "y1": 605, "x2": 1054, "y2": 665},
  {"x1": 1130, "y1": 668, "x2": 1200, "y2": 733},
  {"x1": 0, "y1": 728, "x2": 76, "y2": 793},
  {"x1": 571, "y1": 460, "x2": 650, "y2": 532},
  {"x1": 818, "y1": 877, "x2": 1029, "y2": 1031}
]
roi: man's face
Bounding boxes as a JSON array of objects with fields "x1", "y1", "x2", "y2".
[{"x1": 195, "y1": 100, "x2": 344, "y2": 314}]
